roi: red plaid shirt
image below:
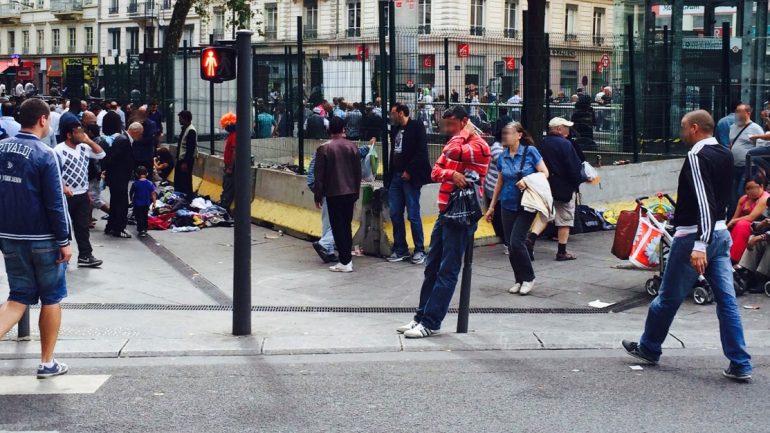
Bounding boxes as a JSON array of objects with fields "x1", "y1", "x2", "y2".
[{"x1": 431, "y1": 129, "x2": 491, "y2": 212}]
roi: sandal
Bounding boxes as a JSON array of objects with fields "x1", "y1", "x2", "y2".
[
  {"x1": 113, "y1": 231, "x2": 132, "y2": 239},
  {"x1": 555, "y1": 252, "x2": 577, "y2": 261}
]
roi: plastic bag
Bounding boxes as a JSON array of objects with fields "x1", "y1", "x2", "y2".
[
  {"x1": 581, "y1": 161, "x2": 598, "y2": 182},
  {"x1": 629, "y1": 212, "x2": 663, "y2": 269},
  {"x1": 441, "y1": 171, "x2": 483, "y2": 227},
  {"x1": 361, "y1": 144, "x2": 379, "y2": 182}
]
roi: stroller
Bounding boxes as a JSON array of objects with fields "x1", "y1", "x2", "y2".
[{"x1": 634, "y1": 194, "x2": 716, "y2": 305}]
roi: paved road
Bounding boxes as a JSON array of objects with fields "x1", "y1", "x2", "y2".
[{"x1": 1, "y1": 349, "x2": 767, "y2": 433}]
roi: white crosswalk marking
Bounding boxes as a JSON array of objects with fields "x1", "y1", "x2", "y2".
[{"x1": 0, "y1": 375, "x2": 110, "y2": 395}]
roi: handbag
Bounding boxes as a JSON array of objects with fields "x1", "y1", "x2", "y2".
[
  {"x1": 442, "y1": 170, "x2": 483, "y2": 227},
  {"x1": 611, "y1": 203, "x2": 642, "y2": 260}
]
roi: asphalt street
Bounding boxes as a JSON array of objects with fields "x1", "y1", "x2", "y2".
[{"x1": 1, "y1": 349, "x2": 768, "y2": 433}]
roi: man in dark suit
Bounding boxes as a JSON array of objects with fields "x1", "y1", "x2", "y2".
[
  {"x1": 386, "y1": 102, "x2": 432, "y2": 264},
  {"x1": 102, "y1": 113, "x2": 137, "y2": 239}
]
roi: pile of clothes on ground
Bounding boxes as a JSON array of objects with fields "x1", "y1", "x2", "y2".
[{"x1": 131, "y1": 184, "x2": 233, "y2": 232}]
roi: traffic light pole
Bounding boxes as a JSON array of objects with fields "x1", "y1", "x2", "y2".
[
  {"x1": 209, "y1": 34, "x2": 215, "y2": 155},
  {"x1": 232, "y1": 30, "x2": 253, "y2": 336}
]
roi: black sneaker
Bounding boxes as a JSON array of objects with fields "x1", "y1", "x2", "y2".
[
  {"x1": 621, "y1": 340, "x2": 658, "y2": 365},
  {"x1": 138, "y1": 231, "x2": 148, "y2": 238},
  {"x1": 723, "y1": 367, "x2": 752, "y2": 382},
  {"x1": 312, "y1": 242, "x2": 335, "y2": 263},
  {"x1": 77, "y1": 255, "x2": 103, "y2": 268}
]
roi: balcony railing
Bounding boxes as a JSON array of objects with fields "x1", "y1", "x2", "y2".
[
  {"x1": 0, "y1": 3, "x2": 22, "y2": 20},
  {"x1": 108, "y1": 5, "x2": 118, "y2": 14},
  {"x1": 51, "y1": 0, "x2": 83, "y2": 13},
  {"x1": 68, "y1": 45, "x2": 77, "y2": 53},
  {"x1": 265, "y1": 29, "x2": 277, "y2": 40},
  {"x1": 346, "y1": 28, "x2": 361, "y2": 38},
  {"x1": 52, "y1": 45, "x2": 60, "y2": 54},
  {"x1": 303, "y1": 26, "x2": 317, "y2": 39},
  {"x1": 564, "y1": 33, "x2": 578, "y2": 42},
  {"x1": 212, "y1": 30, "x2": 225, "y2": 41},
  {"x1": 126, "y1": 48, "x2": 139, "y2": 55},
  {"x1": 21, "y1": 47, "x2": 29, "y2": 54},
  {"x1": 418, "y1": 24, "x2": 431, "y2": 35},
  {"x1": 127, "y1": 1, "x2": 137, "y2": 13},
  {"x1": 85, "y1": 43, "x2": 93, "y2": 52},
  {"x1": 470, "y1": 26, "x2": 485, "y2": 36},
  {"x1": 127, "y1": 0, "x2": 155, "y2": 17},
  {"x1": 504, "y1": 28, "x2": 519, "y2": 39},
  {"x1": 593, "y1": 35, "x2": 605, "y2": 46}
]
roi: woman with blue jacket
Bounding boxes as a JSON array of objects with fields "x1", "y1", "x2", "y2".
[{"x1": 485, "y1": 122, "x2": 549, "y2": 295}]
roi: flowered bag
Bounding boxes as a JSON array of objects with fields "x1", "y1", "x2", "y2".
[{"x1": 629, "y1": 211, "x2": 663, "y2": 269}]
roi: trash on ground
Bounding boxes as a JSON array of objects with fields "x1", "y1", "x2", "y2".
[
  {"x1": 264, "y1": 230, "x2": 284, "y2": 239},
  {"x1": 629, "y1": 365, "x2": 643, "y2": 371},
  {"x1": 743, "y1": 305, "x2": 760, "y2": 310},
  {"x1": 352, "y1": 245, "x2": 363, "y2": 256},
  {"x1": 588, "y1": 299, "x2": 615, "y2": 308}
]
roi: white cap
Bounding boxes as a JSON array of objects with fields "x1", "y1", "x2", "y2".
[{"x1": 548, "y1": 117, "x2": 574, "y2": 128}]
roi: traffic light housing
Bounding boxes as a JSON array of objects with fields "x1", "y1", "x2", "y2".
[{"x1": 200, "y1": 47, "x2": 237, "y2": 83}]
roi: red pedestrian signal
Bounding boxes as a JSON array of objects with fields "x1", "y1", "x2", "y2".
[{"x1": 200, "y1": 47, "x2": 237, "y2": 82}]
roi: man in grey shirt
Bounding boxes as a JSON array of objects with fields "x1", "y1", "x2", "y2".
[{"x1": 730, "y1": 103, "x2": 765, "y2": 211}]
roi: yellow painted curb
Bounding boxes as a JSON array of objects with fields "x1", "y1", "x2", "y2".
[
  {"x1": 250, "y1": 197, "x2": 361, "y2": 238},
  {"x1": 197, "y1": 180, "x2": 223, "y2": 201},
  {"x1": 382, "y1": 216, "x2": 499, "y2": 248}
]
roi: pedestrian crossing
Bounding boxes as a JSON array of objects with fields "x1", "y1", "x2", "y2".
[{"x1": 0, "y1": 375, "x2": 110, "y2": 395}]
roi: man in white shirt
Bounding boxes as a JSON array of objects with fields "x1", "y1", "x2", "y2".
[
  {"x1": 0, "y1": 101, "x2": 21, "y2": 138},
  {"x1": 47, "y1": 102, "x2": 61, "y2": 147},
  {"x1": 14, "y1": 81, "x2": 23, "y2": 97},
  {"x1": 729, "y1": 103, "x2": 766, "y2": 211},
  {"x1": 507, "y1": 89, "x2": 522, "y2": 105},
  {"x1": 53, "y1": 112, "x2": 105, "y2": 268},
  {"x1": 0, "y1": 83, "x2": 6, "y2": 96}
]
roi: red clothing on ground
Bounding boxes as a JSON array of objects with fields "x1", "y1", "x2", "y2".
[
  {"x1": 223, "y1": 132, "x2": 236, "y2": 166},
  {"x1": 431, "y1": 128, "x2": 491, "y2": 212}
]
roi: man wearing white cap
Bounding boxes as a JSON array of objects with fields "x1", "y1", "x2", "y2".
[{"x1": 531, "y1": 117, "x2": 584, "y2": 261}]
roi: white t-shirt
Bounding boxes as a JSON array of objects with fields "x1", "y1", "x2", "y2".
[
  {"x1": 507, "y1": 95, "x2": 522, "y2": 104},
  {"x1": 47, "y1": 111, "x2": 61, "y2": 146},
  {"x1": 0, "y1": 116, "x2": 20, "y2": 138},
  {"x1": 54, "y1": 142, "x2": 105, "y2": 196},
  {"x1": 15, "y1": 83, "x2": 23, "y2": 96},
  {"x1": 96, "y1": 110, "x2": 107, "y2": 127}
]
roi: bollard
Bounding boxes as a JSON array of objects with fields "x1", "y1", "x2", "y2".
[
  {"x1": 17, "y1": 306, "x2": 30, "y2": 341},
  {"x1": 232, "y1": 29, "x2": 253, "y2": 336},
  {"x1": 456, "y1": 232, "x2": 475, "y2": 334}
]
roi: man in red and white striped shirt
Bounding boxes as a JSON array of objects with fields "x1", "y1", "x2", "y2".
[{"x1": 397, "y1": 106, "x2": 491, "y2": 338}]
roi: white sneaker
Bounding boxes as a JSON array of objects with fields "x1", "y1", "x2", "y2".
[
  {"x1": 396, "y1": 320, "x2": 419, "y2": 334},
  {"x1": 519, "y1": 281, "x2": 535, "y2": 295},
  {"x1": 403, "y1": 323, "x2": 438, "y2": 339},
  {"x1": 508, "y1": 283, "x2": 521, "y2": 294},
  {"x1": 503, "y1": 245, "x2": 509, "y2": 255},
  {"x1": 329, "y1": 262, "x2": 353, "y2": 273}
]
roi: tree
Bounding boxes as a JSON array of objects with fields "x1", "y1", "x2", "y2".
[{"x1": 522, "y1": 2, "x2": 547, "y2": 145}]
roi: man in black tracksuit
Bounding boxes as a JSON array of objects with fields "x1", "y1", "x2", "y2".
[{"x1": 623, "y1": 109, "x2": 752, "y2": 382}]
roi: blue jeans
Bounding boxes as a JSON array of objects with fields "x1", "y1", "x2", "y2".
[
  {"x1": 389, "y1": 173, "x2": 424, "y2": 255},
  {"x1": 639, "y1": 231, "x2": 752, "y2": 374},
  {"x1": 319, "y1": 198, "x2": 336, "y2": 255},
  {"x1": 0, "y1": 239, "x2": 67, "y2": 305},
  {"x1": 413, "y1": 217, "x2": 476, "y2": 330}
]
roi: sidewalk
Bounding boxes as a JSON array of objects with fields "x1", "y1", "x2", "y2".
[{"x1": 2, "y1": 221, "x2": 769, "y2": 358}]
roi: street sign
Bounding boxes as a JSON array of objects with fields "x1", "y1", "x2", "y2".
[
  {"x1": 504, "y1": 57, "x2": 516, "y2": 71},
  {"x1": 422, "y1": 54, "x2": 434, "y2": 68},
  {"x1": 356, "y1": 45, "x2": 369, "y2": 60},
  {"x1": 200, "y1": 46, "x2": 237, "y2": 83},
  {"x1": 457, "y1": 43, "x2": 470, "y2": 58},
  {"x1": 406, "y1": 79, "x2": 414, "y2": 88}
]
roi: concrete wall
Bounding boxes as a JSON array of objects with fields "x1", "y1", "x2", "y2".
[{"x1": 580, "y1": 158, "x2": 683, "y2": 206}]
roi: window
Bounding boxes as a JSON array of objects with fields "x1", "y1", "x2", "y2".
[
  {"x1": 470, "y1": 0, "x2": 484, "y2": 36},
  {"x1": 21, "y1": 31, "x2": 29, "y2": 54},
  {"x1": 418, "y1": 0, "x2": 431, "y2": 34},
  {"x1": 504, "y1": 0, "x2": 517, "y2": 38},
  {"x1": 347, "y1": 0, "x2": 361, "y2": 37},
  {"x1": 565, "y1": 4, "x2": 577, "y2": 40},
  {"x1": 109, "y1": 0, "x2": 118, "y2": 14},
  {"x1": 213, "y1": 8, "x2": 225, "y2": 40},
  {"x1": 37, "y1": 0, "x2": 44, "y2": 8},
  {"x1": 127, "y1": 28, "x2": 139, "y2": 54},
  {"x1": 36, "y1": 29, "x2": 44, "y2": 54},
  {"x1": 8, "y1": 31, "x2": 15, "y2": 54},
  {"x1": 265, "y1": 3, "x2": 277, "y2": 39},
  {"x1": 544, "y1": 2, "x2": 550, "y2": 32},
  {"x1": 85, "y1": 27, "x2": 93, "y2": 52},
  {"x1": 559, "y1": 60, "x2": 579, "y2": 98},
  {"x1": 592, "y1": 8, "x2": 605, "y2": 45},
  {"x1": 68, "y1": 28, "x2": 76, "y2": 53},
  {"x1": 52, "y1": 29, "x2": 59, "y2": 54},
  {"x1": 145, "y1": 27, "x2": 154, "y2": 48},
  {"x1": 182, "y1": 24, "x2": 194, "y2": 47},
  {"x1": 304, "y1": 0, "x2": 318, "y2": 38},
  {"x1": 162, "y1": 0, "x2": 170, "y2": 9},
  {"x1": 109, "y1": 28, "x2": 120, "y2": 55}
]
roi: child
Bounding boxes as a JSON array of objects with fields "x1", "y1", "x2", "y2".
[{"x1": 130, "y1": 166, "x2": 156, "y2": 238}]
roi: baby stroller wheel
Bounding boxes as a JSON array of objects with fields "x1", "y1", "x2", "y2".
[
  {"x1": 733, "y1": 267, "x2": 750, "y2": 296},
  {"x1": 765, "y1": 281, "x2": 770, "y2": 297},
  {"x1": 645, "y1": 277, "x2": 660, "y2": 296},
  {"x1": 693, "y1": 286, "x2": 712, "y2": 305}
]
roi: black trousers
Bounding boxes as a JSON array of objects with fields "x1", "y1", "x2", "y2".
[
  {"x1": 220, "y1": 169, "x2": 235, "y2": 209},
  {"x1": 485, "y1": 196, "x2": 505, "y2": 246},
  {"x1": 326, "y1": 194, "x2": 357, "y2": 265},
  {"x1": 67, "y1": 193, "x2": 92, "y2": 258},
  {"x1": 501, "y1": 208, "x2": 536, "y2": 283},
  {"x1": 175, "y1": 160, "x2": 193, "y2": 195},
  {"x1": 134, "y1": 205, "x2": 149, "y2": 233},
  {"x1": 106, "y1": 186, "x2": 129, "y2": 234}
]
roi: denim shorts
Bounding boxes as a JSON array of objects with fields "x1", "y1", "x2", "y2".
[{"x1": 0, "y1": 238, "x2": 67, "y2": 305}]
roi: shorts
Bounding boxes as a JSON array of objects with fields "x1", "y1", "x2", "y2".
[
  {"x1": 0, "y1": 238, "x2": 67, "y2": 305},
  {"x1": 554, "y1": 194, "x2": 576, "y2": 227}
]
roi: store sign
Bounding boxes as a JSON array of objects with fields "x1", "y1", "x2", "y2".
[
  {"x1": 550, "y1": 48, "x2": 576, "y2": 58},
  {"x1": 457, "y1": 43, "x2": 470, "y2": 58},
  {"x1": 504, "y1": 57, "x2": 516, "y2": 71}
]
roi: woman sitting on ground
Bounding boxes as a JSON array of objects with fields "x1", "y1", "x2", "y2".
[
  {"x1": 729, "y1": 175, "x2": 770, "y2": 263},
  {"x1": 153, "y1": 147, "x2": 175, "y2": 183}
]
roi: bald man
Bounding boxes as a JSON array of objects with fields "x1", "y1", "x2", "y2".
[
  {"x1": 624, "y1": 110, "x2": 752, "y2": 382},
  {"x1": 131, "y1": 107, "x2": 158, "y2": 178},
  {"x1": 103, "y1": 123, "x2": 140, "y2": 238}
]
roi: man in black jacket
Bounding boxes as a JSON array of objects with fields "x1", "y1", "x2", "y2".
[
  {"x1": 103, "y1": 117, "x2": 138, "y2": 239},
  {"x1": 386, "y1": 103, "x2": 432, "y2": 264},
  {"x1": 536, "y1": 117, "x2": 584, "y2": 261},
  {"x1": 623, "y1": 110, "x2": 752, "y2": 382}
]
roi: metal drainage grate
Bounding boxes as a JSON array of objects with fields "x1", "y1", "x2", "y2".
[{"x1": 28, "y1": 295, "x2": 651, "y2": 314}]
